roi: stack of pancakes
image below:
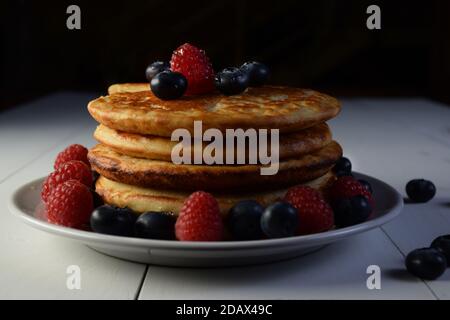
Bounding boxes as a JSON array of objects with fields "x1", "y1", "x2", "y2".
[{"x1": 87, "y1": 84, "x2": 342, "y2": 215}]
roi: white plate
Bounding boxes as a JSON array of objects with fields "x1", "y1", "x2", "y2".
[{"x1": 8, "y1": 173, "x2": 403, "y2": 267}]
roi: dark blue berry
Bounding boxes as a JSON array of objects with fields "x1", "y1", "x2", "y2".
[
  {"x1": 240, "y1": 61, "x2": 270, "y2": 87},
  {"x1": 431, "y1": 235, "x2": 450, "y2": 265},
  {"x1": 90, "y1": 205, "x2": 137, "y2": 236},
  {"x1": 260, "y1": 202, "x2": 298, "y2": 238},
  {"x1": 150, "y1": 71, "x2": 187, "y2": 100},
  {"x1": 406, "y1": 179, "x2": 436, "y2": 203},
  {"x1": 134, "y1": 212, "x2": 176, "y2": 240},
  {"x1": 332, "y1": 195, "x2": 372, "y2": 227},
  {"x1": 228, "y1": 200, "x2": 264, "y2": 240},
  {"x1": 215, "y1": 67, "x2": 248, "y2": 95},
  {"x1": 333, "y1": 157, "x2": 352, "y2": 175},
  {"x1": 358, "y1": 179, "x2": 373, "y2": 194},
  {"x1": 145, "y1": 61, "x2": 170, "y2": 81},
  {"x1": 405, "y1": 248, "x2": 446, "y2": 280}
]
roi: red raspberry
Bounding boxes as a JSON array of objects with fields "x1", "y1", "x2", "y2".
[
  {"x1": 284, "y1": 186, "x2": 334, "y2": 235},
  {"x1": 54, "y1": 144, "x2": 89, "y2": 169},
  {"x1": 41, "y1": 160, "x2": 93, "y2": 203},
  {"x1": 47, "y1": 180, "x2": 93, "y2": 228},
  {"x1": 329, "y1": 176, "x2": 374, "y2": 205},
  {"x1": 175, "y1": 191, "x2": 224, "y2": 241},
  {"x1": 170, "y1": 43, "x2": 215, "y2": 95}
]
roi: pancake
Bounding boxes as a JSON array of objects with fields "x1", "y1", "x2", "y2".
[
  {"x1": 88, "y1": 85, "x2": 341, "y2": 137},
  {"x1": 93, "y1": 123, "x2": 332, "y2": 161},
  {"x1": 88, "y1": 141, "x2": 342, "y2": 191},
  {"x1": 108, "y1": 83, "x2": 149, "y2": 94},
  {"x1": 95, "y1": 171, "x2": 336, "y2": 215}
]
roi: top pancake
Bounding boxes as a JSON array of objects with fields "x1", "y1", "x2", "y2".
[
  {"x1": 108, "y1": 83, "x2": 149, "y2": 94},
  {"x1": 88, "y1": 84, "x2": 340, "y2": 137}
]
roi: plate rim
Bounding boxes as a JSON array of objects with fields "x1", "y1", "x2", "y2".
[{"x1": 8, "y1": 172, "x2": 403, "y2": 251}]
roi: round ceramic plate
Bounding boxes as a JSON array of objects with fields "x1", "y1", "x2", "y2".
[{"x1": 8, "y1": 173, "x2": 403, "y2": 267}]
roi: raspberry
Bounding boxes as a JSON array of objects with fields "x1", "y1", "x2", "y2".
[
  {"x1": 170, "y1": 43, "x2": 215, "y2": 95},
  {"x1": 175, "y1": 191, "x2": 223, "y2": 241},
  {"x1": 329, "y1": 176, "x2": 374, "y2": 205},
  {"x1": 54, "y1": 144, "x2": 89, "y2": 169},
  {"x1": 284, "y1": 186, "x2": 334, "y2": 235},
  {"x1": 46, "y1": 180, "x2": 93, "y2": 228},
  {"x1": 41, "y1": 160, "x2": 93, "y2": 203}
]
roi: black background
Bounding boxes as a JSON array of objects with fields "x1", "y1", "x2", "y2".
[{"x1": 1, "y1": 0, "x2": 449, "y2": 109}]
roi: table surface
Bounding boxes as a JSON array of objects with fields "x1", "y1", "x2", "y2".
[{"x1": 1, "y1": 92, "x2": 450, "y2": 300}]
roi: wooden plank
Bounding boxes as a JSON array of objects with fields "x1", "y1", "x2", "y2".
[
  {"x1": 138, "y1": 229, "x2": 434, "y2": 300},
  {"x1": 329, "y1": 99, "x2": 450, "y2": 194},
  {"x1": 355, "y1": 98, "x2": 450, "y2": 148},
  {"x1": 382, "y1": 201, "x2": 450, "y2": 300},
  {"x1": 331, "y1": 99, "x2": 450, "y2": 299},
  {"x1": 0, "y1": 92, "x2": 98, "y2": 182}
]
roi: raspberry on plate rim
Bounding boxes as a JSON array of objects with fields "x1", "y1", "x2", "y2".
[
  {"x1": 284, "y1": 186, "x2": 334, "y2": 235},
  {"x1": 46, "y1": 180, "x2": 93, "y2": 228},
  {"x1": 175, "y1": 191, "x2": 224, "y2": 241},
  {"x1": 41, "y1": 160, "x2": 92, "y2": 203}
]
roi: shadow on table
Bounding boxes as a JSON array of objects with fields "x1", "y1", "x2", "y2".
[{"x1": 384, "y1": 269, "x2": 415, "y2": 282}]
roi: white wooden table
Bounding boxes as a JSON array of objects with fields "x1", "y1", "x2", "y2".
[{"x1": 1, "y1": 92, "x2": 449, "y2": 300}]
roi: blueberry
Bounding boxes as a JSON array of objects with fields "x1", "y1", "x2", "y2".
[
  {"x1": 145, "y1": 61, "x2": 170, "y2": 81},
  {"x1": 332, "y1": 195, "x2": 372, "y2": 227},
  {"x1": 333, "y1": 157, "x2": 352, "y2": 175},
  {"x1": 90, "y1": 205, "x2": 137, "y2": 236},
  {"x1": 260, "y1": 202, "x2": 298, "y2": 238},
  {"x1": 227, "y1": 200, "x2": 265, "y2": 240},
  {"x1": 405, "y1": 248, "x2": 446, "y2": 280},
  {"x1": 406, "y1": 179, "x2": 436, "y2": 203},
  {"x1": 240, "y1": 61, "x2": 270, "y2": 87},
  {"x1": 358, "y1": 179, "x2": 373, "y2": 194},
  {"x1": 150, "y1": 71, "x2": 187, "y2": 100},
  {"x1": 134, "y1": 212, "x2": 176, "y2": 240},
  {"x1": 215, "y1": 67, "x2": 248, "y2": 95},
  {"x1": 431, "y1": 235, "x2": 450, "y2": 265}
]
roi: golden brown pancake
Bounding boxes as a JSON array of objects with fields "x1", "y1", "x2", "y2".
[
  {"x1": 93, "y1": 123, "x2": 332, "y2": 161},
  {"x1": 95, "y1": 171, "x2": 336, "y2": 215},
  {"x1": 88, "y1": 141, "x2": 342, "y2": 191},
  {"x1": 88, "y1": 86, "x2": 341, "y2": 137},
  {"x1": 108, "y1": 83, "x2": 149, "y2": 94}
]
